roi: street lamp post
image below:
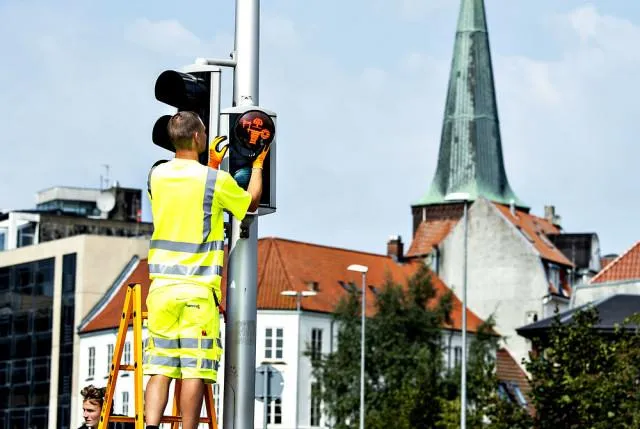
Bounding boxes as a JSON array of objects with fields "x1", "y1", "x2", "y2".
[
  {"x1": 347, "y1": 264, "x2": 368, "y2": 429},
  {"x1": 280, "y1": 290, "x2": 317, "y2": 429},
  {"x1": 444, "y1": 192, "x2": 470, "y2": 429}
]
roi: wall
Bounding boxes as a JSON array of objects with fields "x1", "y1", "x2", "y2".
[
  {"x1": 437, "y1": 198, "x2": 549, "y2": 368},
  {"x1": 571, "y1": 279, "x2": 640, "y2": 308},
  {"x1": 0, "y1": 234, "x2": 149, "y2": 429}
]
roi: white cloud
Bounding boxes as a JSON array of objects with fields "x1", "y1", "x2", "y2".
[
  {"x1": 0, "y1": 0, "x2": 638, "y2": 257},
  {"x1": 400, "y1": 0, "x2": 454, "y2": 21},
  {"x1": 491, "y1": 4, "x2": 640, "y2": 253},
  {"x1": 126, "y1": 18, "x2": 205, "y2": 57},
  {"x1": 262, "y1": 14, "x2": 300, "y2": 48}
]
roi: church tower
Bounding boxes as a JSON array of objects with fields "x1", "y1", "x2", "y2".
[{"x1": 410, "y1": 0, "x2": 527, "y2": 242}]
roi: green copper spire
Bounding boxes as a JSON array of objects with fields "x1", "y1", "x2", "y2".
[{"x1": 416, "y1": 0, "x2": 527, "y2": 208}]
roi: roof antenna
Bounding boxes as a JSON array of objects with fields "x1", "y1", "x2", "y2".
[{"x1": 100, "y1": 164, "x2": 111, "y2": 190}]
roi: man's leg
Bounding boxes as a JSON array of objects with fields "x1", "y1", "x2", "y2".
[
  {"x1": 177, "y1": 285, "x2": 220, "y2": 429},
  {"x1": 180, "y1": 378, "x2": 206, "y2": 429},
  {"x1": 144, "y1": 374, "x2": 172, "y2": 426}
]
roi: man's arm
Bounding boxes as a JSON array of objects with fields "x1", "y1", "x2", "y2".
[{"x1": 245, "y1": 168, "x2": 263, "y2": 213}]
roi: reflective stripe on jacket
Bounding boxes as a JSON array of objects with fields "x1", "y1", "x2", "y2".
[{"x1": 148, "y1": 159, "x2": 251, "y2": 291}]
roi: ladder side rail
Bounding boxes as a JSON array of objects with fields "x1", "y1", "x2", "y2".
[
  {"x1": 132, "y1": 283, "x2": 146, "y2": 429},
  {"x1": 98, "y1": 285, "x2": 135, "y2": 429}
]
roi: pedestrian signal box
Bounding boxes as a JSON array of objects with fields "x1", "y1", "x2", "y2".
[{"x1": 220, "y1": 106, "x2": 277, "y2": 215}]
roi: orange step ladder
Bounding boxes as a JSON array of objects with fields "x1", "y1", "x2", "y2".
[{"x1": 98, "y1": 283, "x2": 219, "y2": 429}]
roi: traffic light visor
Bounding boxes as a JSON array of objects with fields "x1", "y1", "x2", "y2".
[
  {"x1": 155, "y1": 70, "x2": 209, "y2": 109},
  {"x1": 152, "y1": 115, "x2": 174, "y2": 152}
]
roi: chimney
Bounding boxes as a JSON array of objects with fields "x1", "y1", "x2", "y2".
[
  {"x1": 544, "y1": 205, "x2": 562, "y2": 227},
  {"x1": 387, "y1": 235, "x2": 404, "y2": 262}
]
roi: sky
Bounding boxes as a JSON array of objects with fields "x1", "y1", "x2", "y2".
[{"x1": 0, "y1": 0, "x2": 638, "y2": 257}]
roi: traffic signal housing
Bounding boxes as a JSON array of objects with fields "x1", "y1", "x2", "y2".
[
  {"x1": 152, "y1": 65, "x2": 221, "y2": 165},
  {"x1": 220, "y1": 106, "x2": 277, "y2": 215}
]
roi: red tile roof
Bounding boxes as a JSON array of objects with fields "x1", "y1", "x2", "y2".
[
  {"x1": 493, "y1": 204, "x2": 573, "y2": 267},
  {"x1": 590, "y1": 241, "x2": 640, "y2": 284},
  {"x1": 406, "y1": 219, "x2": 459, "y2": 257},
  {"x1": 80, "y1": 237, "x2": 486, "y2": 334},
  {"x1": 496, "y1": 348, "x2": 534, "y2": 415}
]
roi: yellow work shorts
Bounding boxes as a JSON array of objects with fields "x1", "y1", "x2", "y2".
[{"x1": 143, "y1": 283, "x2": 222, "y2": 383}]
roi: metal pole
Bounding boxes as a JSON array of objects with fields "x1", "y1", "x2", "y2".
[
  {"x1": 263, "y1": 366, "x2": 269, "y2": 429},
  {"x1": 223, "y1": 1, "x2": 260, "y2": 429},
  {"x1": 294, "y1": 293, "x2": 301, "y2": 429},
  {"x1": 460, "y1": 201, "x2": 468, "y2": 429},
  {"x1": 360, "y1": 273, "x2": 366, "y2": 429}
]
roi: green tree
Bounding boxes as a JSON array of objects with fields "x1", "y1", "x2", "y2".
[
  {"x1": 438, "y1": 318, "x2": 532, "y2": 429},
  {"x1": 525, "y1": 307, "x2": 640, "y2": 429},
  {"x1": 311, "y1": 263, "x2": 530, "y2": 428}
]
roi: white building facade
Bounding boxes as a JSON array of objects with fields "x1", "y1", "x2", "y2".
[
  {"x1": 435, "y1": 198, "x2": 574, "y2": 368},
  {"x1": 77, "y1": 306, "x2": 470, "y2": 429}
]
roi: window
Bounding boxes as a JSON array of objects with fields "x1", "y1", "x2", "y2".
[
  {"x1": 310, "y1": 382, "x2": 321, "y2": 426},
  {"x1": 1, "y1": 258, "x2": 54, "y2": 429},
  {"x1": 88, "y1": 347, "x2": 95, "y2": 377},
  {"x1": 497, "y1": 381, "x2": 528, "y2": 407},
  {"x1": 511, "y1": 383, "x2": 528, "y2": 406},
  {"x1": 311, "y1": 329, "x2": 323, "y2": 360},
  {"x1": 338, "y1": 281, "x2": 356, "y2": 293},
  {"x1": 123, "y1": 342, "x2": 131, "y2": 365},
  {"x1": 548, "y1": 264, "x2": 560, "y2": 291},
  {"x1": 107, "y1": 344, "x2": 114, "y2": 374},
  {"x1": 454, "y1": 346, "x2": 462, "y2": 368},
  {"x1": 265, "y1": 328, "x2": 283, "y2": 360},
  {"x1": 122, "y1": 392, "x2": 129, "y2": 415},
  {"x1": 0, "y1": 228, "x2": 6, "y2": 251},
  {"x1": 17, "y1": 223, "x2": 36, "y2": 248},
  {"x1": 267, "y1": 398, "x2": 282, "y2": 424}
]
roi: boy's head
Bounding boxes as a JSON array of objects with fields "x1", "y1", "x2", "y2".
[{"x1": 81, "y1": 384, "x2": 106, "y2": 427}]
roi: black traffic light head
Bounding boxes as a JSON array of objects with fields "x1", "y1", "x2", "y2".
[
  {"x1": 220, "y1": 106, "x2": 277, "y2": 215},
  {"x1": 151, "y1": 66, "x2": 221, "y2": 165},
  {"x1": 155, "y1": 70, "x2": 210, "y2": 109}
]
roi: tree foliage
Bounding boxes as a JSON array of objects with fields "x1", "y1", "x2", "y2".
[
  {"x1": 311, "y1": 263, "x2": 529, "y2": 428},
  {"x1": 525, "y1": 307, "x2": 640, "y2": 429}
]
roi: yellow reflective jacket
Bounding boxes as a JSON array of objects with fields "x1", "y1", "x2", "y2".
[{"x1": 147, "y1": 159, "x2": 251, "y2": 295}]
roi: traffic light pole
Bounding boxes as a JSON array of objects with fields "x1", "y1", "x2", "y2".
[{"x1": 223, "y1": 1, "x2": 261, "y2": 429}]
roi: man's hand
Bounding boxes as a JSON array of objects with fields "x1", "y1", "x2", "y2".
[
  {"x1": 252, "y1": 143, "x2": 272, "y2": 169},
  {"x1": 208, "y1": 136, "x2": 229, "y2": 170}
]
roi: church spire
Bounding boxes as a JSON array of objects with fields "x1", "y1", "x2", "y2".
[{"x1": 415, "y1": 0, "x2": 526, "y2": 209}]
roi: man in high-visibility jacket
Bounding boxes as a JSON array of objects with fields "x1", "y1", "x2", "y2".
[{"x1": 143, "y1": 110, "x2": 267, "y2": 429}]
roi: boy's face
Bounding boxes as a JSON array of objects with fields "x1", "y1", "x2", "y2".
[{"x1": 82, "y1": 400, "x2": 101, "y2": 427}]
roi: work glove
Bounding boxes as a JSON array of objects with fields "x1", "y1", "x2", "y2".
[
  {"x1": 252, "y1": 142, "x2": 272, "y2": 169},
  {"x1": 208, "y1": 136, "x2": 229, "y2": 170}
]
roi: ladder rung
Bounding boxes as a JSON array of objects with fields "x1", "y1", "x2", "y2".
[
  {"x1": 109, "y1": 415, "x2": 212, "y2": 424},
  {"x1": 160, "y1": 416, "x2": 212, "y2": 423},
  {"x1": 142, "y1": 311, "x2": 148, "y2": 319},
  {"x1": 119, "y1": 364, "x2": 135, "y2": 371}
]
